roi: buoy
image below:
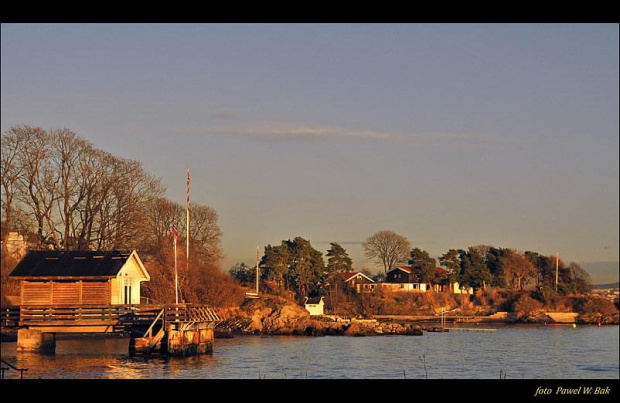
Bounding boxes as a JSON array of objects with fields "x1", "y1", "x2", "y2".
[
  {"x1": 572, "y1": 324, "x2": 577, "y2": 328},
  {"x1": 598, "y1": 322, "x2": 602, "y2": 327}
]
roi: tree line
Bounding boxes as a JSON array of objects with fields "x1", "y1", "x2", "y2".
[
  {"x1": 362, "y1": 230, "x2": 592, "y2": 294},
  {"x1": 230, "y1": 238, "x2": 355, "y2": 302},
  {"x1": 230, "y1": 230, "x2": 593, "y2": 302},
  {"x1": 1, "y1": 125, "x2": 235, "y2": 306}
]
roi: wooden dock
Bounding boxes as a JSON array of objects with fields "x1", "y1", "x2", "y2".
[
  {"x1": 1, "y1": 304, "x2": 220, "y2": 356},
  {"x1": 447, "y1": 327, "x2": 497, "y2": 332}
]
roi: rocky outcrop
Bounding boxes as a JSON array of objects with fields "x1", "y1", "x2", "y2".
[
  {"x1": 343, "y1": 320, "x2": 423, "y2": 336},
  {"x1": 239, "y1": 295, "x2": 311, "y2": 334},
  {"x1": 576, "y1": 312, "x2": 619, "y2": 325},
  {"x1": 215, "y1": 295, "x2": 424, "y2": 336}
]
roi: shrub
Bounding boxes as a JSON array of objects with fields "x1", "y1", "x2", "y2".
[{"x1": 512, "y1": 293, "x2": 544, "y2": 316}]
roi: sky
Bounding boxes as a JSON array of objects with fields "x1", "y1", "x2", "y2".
[{"x1": 1, "y1": 23, "x2": 618, "y2": 283}]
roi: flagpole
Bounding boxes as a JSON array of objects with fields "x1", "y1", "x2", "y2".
[
  {"x1": 174, "y1": 224, "x2": 179, "y2": 305},
  {"x1": 186, "y1": 169, "x2": 190, "y2": 274}
]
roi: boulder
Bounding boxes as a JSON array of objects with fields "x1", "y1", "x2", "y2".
[
  {"x1": 237, "y1": 295, "x2": 311, "y2": 335},
  {"x1": 343, "y1": 322, "x2": 377, "y2": 337}
]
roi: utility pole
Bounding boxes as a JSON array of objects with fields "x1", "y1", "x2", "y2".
[
  {"x1": 555, "y1": 251, "x2": 559, "y2": 293},
  {"x1": 256, "y1": 246, "x2": 260, "y2": 295}
]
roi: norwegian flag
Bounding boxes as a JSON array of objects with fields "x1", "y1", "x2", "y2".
[
  {"x1": 186, "y1": 169, "x2": 190, "y2": 207},
  {"x1": 172, "y1": 221, "x2": 179, "y2": 240}
]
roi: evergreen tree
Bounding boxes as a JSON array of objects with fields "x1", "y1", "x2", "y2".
[
  {"x1": 408, "y1": 247, "x2": 436, "y2": 283},
  {"x1": 458, "y1": 248, "x2": 492, "y2": 290},
  {"x1": 229, "y1": 262, "x2": 255, "y2": 286},
  {"x1": 439, "y1": 249, "x2": 460, "y2": 284},
  {"x1": 486, "y1": 247, "x2": 508, "y2": 288},
  {"x1": 261, "y1": 243, "x2": 290, "y2": 289},
  {"x1": 325, "y1": 242, "x2": 353, "y2": 274}
]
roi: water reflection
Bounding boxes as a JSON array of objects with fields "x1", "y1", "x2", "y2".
[{"x1": 1, "y1": 325, "x2": 617, "y2": 379}]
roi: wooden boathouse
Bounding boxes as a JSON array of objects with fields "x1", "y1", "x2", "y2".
[
  {"x1": 3, "y1": 250, "x2": 220, "y2": 356},
  {"x1": 10, "y1": 250, "x2": 150, "y2": 306}
]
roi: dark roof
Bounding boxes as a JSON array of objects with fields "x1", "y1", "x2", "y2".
[
  {"x1": 388, "y1": 265, "x2": 413, "y2": 273},
  {"x1": 9, "y1": 250, "x2": 134, "y2": 279},
  {"x1": 305, "y1": 296, "x2": 324, "y2": 305}
]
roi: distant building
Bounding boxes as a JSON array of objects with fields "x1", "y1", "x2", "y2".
[
  {"x1": 9, "y1": 250, "x2": 150, "y2": 306},
  {"x1": 383, "y1": 265, "x2": 429, "y2": 292},
  {"x1": 343, "y1": 271, "x2": 376, "y2": 293},
  {"x1": 380, "y1": 265, "x2": 472, "y2": 294},
  {"x1": 304, "y1": 296, "x2": 325, "y2": 316}
]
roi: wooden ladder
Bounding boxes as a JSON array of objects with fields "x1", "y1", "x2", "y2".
[{"x1": 142, "y1": 309, "x2": 166, "y2": 354}]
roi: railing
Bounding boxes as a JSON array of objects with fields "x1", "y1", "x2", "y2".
[
  {"x1": 1, "y1": 307, "x2": 20, "y2": 327},
  {"x1": 1, "y1": 304, "x2": 220, "y2": 328},
  {"x1": 0, "y1": 359, "x2": 27, "y2": 380}
]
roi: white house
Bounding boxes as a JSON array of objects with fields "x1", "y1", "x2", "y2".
[{"x1": 304, "y1": 296, "x2": 325, "y2": 316}]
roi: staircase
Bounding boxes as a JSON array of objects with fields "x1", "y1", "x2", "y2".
[{"x1": 129, "y1": 309, "x2": 167, "y2": 356}]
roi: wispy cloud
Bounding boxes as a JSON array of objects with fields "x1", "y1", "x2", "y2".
[{"x1": 172, "y1": 122, "x2": 493, "y2": 148}]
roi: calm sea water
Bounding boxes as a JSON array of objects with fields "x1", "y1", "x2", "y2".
[{"x1": 1, "y1": 324, "x2": 618, "y2": 380}]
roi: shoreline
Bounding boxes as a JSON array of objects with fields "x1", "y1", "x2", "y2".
[{"x1": 1, "y1": 319, "x2": 617, "y2": 344}]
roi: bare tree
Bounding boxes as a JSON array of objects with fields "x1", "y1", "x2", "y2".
[
  {"x1": 362, "y1": 230, "x2": 411, "y2": 274},
  {"x1": 189, "y1": 204, "x2": 223, "y2": 264},
  {"x1": 1, "y1": 127, "x2": 25, "y2": 247},
  {"x1": 502, "y1": 249, "x2": 537, "y2": 290},
  {"x1": 96, "y1": 158, "x2": 163, "y2": 250},
  {"x1": 144, "y1": 197, "x2": 185, "y2": 261},
  {"x1": 13, "y1": 126, "x2": 58, "y2": 248},
  {"x1": 49, "y1": 129, "x2": 92, "y2": 249}
]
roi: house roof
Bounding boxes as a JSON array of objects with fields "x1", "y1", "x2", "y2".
[
  {"x1": 436, "y1": 266, "x2": 451, "y2": 274},
  {"x1": 343, "y1": 271, "x2": 375, "y2": 283},
  {"x1": 388, "y1": 265, "x2": 413, "y2": 274},
  {"x1": 9, "y1": 250, "x2": 138, "y2": 279},
  {"x1": 304, "y1": 296, "x2": 324, "y2": 305}
]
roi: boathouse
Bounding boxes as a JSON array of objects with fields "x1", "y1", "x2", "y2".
[{"x1": 9, "y1": 250, "x2": 150, "y2": 306}]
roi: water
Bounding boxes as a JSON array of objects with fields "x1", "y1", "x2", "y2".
[{"x1": 1, "y1": 324, "x2": 618, "y2": 379}]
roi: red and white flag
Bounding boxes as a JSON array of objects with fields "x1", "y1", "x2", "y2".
[
  {"x1": 172, "y1": 221, "x2": 179, "y2": 240},
  {"x1": 186, "y1": 169, "x2": 190, "y2": 207}
]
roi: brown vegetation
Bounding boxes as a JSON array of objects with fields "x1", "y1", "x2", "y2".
[{"x1": 1, "y1": 125, "x2": 228, "y2": 307}]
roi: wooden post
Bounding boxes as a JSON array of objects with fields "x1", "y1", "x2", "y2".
[{"x1": 17, "y1": 329, "x2": 56, "y2": 353}]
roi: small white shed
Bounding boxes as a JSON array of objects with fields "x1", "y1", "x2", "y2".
[{"x1": 304, "y1": 296, "x2": 325, "y2": 316}]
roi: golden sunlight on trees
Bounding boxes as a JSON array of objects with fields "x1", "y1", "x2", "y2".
[
  {"x1": 1, "y1": 126, "x2": 164, "y2": 251},
  {"x1": 1, "y1": 125, "x2": 231, "y2": 306},
  {"x1": 501, "y1": 249, "x2": 538, "y2": 291}
]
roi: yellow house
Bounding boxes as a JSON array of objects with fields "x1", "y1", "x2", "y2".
[
  {"x1": 304, "y1": 296, "x2": 325, "y2": 316},
  {"x1": 10, "y1": 250, "x2": 150, "y2": 306}
]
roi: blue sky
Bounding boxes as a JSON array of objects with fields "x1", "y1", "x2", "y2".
[{"x1": 1, "y1": 23, "x2": 618, "y2": 282}]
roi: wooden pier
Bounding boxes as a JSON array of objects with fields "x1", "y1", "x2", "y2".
[{"x1": 1, "y1": 304, "x2": 220, "y2": 356}]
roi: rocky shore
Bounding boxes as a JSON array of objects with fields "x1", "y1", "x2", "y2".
[
  {"x1": 213, "y1": 294, "x2": 619, "y2": 338},
  {"x1": 215, "y1": 296, "x2": 423, "y2": 337}
]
